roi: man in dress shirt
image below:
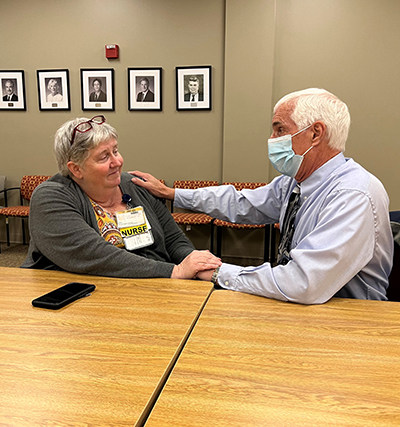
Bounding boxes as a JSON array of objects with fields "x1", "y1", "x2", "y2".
[
  {"x1": 2, "y1": 80, "x2": 18, "y2": 101},
  {"x1": 136, "y1": 78, "x2": 154, "y2": 102},
  {"x1": 184, "y1": 76, "x2": 204, "y2": 102},
  {"x1": 131, "y1": 88, "x2": 393, "y2": 304}
]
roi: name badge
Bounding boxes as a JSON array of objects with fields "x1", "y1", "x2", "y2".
[{"x1": 116, "y1": 206, "x2": 154, "y2": 251}]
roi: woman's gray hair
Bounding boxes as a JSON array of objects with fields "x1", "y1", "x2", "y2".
[
  {"x1": 54, "y1": 116, "x2": 118, "y2": 176},
  {"x1": 274, "y1": 88, "x2": 350, "y2": 152}
]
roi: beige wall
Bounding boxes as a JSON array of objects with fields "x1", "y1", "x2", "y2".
[
  {"x1": 0, "y1": 0, "x2": 225, "y2": 187},
  {"x1": 271, "y1": 0, "x2": 400, "y2": 207},
  {"x1": 223, "y1": 0, "x2": 275, "y2": 183},
  {"x1": 1, "y1": 0, "x2": 400, "y2": 258},
  {"x1": 0, "y1": 0, "x2": 226, "y2": 245}
]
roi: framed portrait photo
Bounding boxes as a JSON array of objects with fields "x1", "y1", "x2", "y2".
[
  {"x1": 37, "y1": 69, "x2": 70, "y2": 111},
  {"x1": 176, "y1": 65, "x2": 211, "y2": 111},
  {"x1": 128, "y1": 67, "x2": 162, "y2": 111},
  {"x1": 81, "y1": 68, "x2": 114, "y2": 111},
  {"x1": 0, "y1": 70, "x2": 26, "y2": 111}
]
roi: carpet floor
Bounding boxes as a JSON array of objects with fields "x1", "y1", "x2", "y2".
[{"x1": 0, "y1": 244, "x2": 29, "y2": 268}]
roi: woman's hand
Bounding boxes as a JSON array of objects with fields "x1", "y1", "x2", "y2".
[
  {"x1": 130, "y1": 170, "x2": 175, "y2": 200},
  {"x1": 194, "y1": 269, "x2": 215, "y2": 282},
  {"x1": 171, "y1": 250, "x2": 221, "y2": 280}
]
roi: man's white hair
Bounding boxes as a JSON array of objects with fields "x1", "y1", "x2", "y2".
[{"x1": 274, "y1": 88, "x2": 350, "y2": 152}]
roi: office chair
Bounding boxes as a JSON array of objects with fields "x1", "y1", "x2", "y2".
[
  {"x1": 171, "y1": 180, "x2": 219, "y2": 253},
  {"x1": 0, "y1": 176, "x2": 5, "y2": 208},
  {"x1": 0, "y1": 175, "x2": 51, "y2": 252},
  {"x1": 214, "y1": 182, "x2": 274, "y2": 263}
]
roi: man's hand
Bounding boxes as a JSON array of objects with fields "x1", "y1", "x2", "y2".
[
  {"x1": 171, "y1": 250, "x2": 221, "y2": 280},
  {"x1": 130, "y1": 170, "x2": 175, "y2": 200}
]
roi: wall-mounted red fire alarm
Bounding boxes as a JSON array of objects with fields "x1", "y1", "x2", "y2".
[{"x1": 105, "y1": 44, "x2": 119, "y2": 59}]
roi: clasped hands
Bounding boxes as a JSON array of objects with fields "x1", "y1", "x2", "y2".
[{"x1": 172, "y1": 250, "x2": 221, "y2": 281}]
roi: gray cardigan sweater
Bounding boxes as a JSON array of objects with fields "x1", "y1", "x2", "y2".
[{"x1": 21, "y1": 173, "x2": 195, "y2": 278}]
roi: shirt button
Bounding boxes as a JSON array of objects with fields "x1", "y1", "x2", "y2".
[{"x1": 224, "y1": 281, "x2": 229, "y2": 286}]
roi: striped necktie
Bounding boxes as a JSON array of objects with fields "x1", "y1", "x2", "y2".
[{"x1": 276, "y1": 184, "x2": 301, "y2": 265}]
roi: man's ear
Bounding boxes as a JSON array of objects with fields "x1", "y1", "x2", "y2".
[
  {"x1": 311, "y1": 121, "x2": 326, "y2": 146},
  {"x1": 67, "y1": 161, "x2": 83, "y2": 179}
]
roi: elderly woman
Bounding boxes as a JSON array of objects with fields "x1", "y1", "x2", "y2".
[
  {"x1": 22, "y1": 116, "x2": 221, "y2": 279},
  {"x1": 47, "y1": 79, "x2": 63, "y2": 102}
]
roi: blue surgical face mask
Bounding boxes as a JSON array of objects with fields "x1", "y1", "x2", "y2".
[{"x1": 268, "y1": 125, "x2": 313, "y2": 177}]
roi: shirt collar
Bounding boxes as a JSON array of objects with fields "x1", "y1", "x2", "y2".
[{"x1": 300, "y1": 152, "x2": 346, "y2": 198}]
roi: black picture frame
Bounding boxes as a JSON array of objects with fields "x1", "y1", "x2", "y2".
[
  {"x1": 81, "y1": 68, "x2": 114, "y2": 111},
  {"x1": 0, "y1": 70, "x2": 26, "y2": 111},
  {"x1": 176, "y1": 65, "x2": 212, "y2": 111},
  {"x1": 128, "y1": 67, "x2": 162, "y2": 111},
  {"x1": 37, "y1": 69, "x2": 71, "y2": 111}
]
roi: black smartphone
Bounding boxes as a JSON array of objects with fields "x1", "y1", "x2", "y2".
[{"x1": 32, "y1": 282, "x2": 96, "y2": 310}]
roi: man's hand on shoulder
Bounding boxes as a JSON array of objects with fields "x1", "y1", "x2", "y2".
[{"x1": 129, "y1": 170, "x2": 175, "y2": 200}]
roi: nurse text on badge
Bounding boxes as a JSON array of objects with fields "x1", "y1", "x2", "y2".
[{"x1": 116, "y1": 206, "x2": 154, "y2": 250}]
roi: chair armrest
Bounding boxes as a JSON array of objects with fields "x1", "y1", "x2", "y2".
[{"x1": 0, "y1": 187, "x2": 22, "y2": 207}]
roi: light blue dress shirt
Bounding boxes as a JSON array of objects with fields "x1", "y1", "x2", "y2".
[{"x1": 174, "y1": 153, "x2": 393, "y2": 304}]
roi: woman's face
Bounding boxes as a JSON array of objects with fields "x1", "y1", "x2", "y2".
[
  {"x1": 49, "y1": 82, "x2": 58, "y2": 94},
  {"x1": 78, "y1": 138, "x2": 124, "y2": 190}
]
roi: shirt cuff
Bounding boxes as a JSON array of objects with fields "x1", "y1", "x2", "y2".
[
  {"x1": 174, "y1": 188, "x2": 195, "y2": 209},
  {"x1": 217, "y1": 263, "x2": 242, "y2": 290}
]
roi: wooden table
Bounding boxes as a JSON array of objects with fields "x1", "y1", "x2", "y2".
[
  {"x1": 0, "y1": 267, "x2": 213, "y2": 427},
  {"x1": 145, "y1": 290, "x2": 400, "y2": 427}
]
